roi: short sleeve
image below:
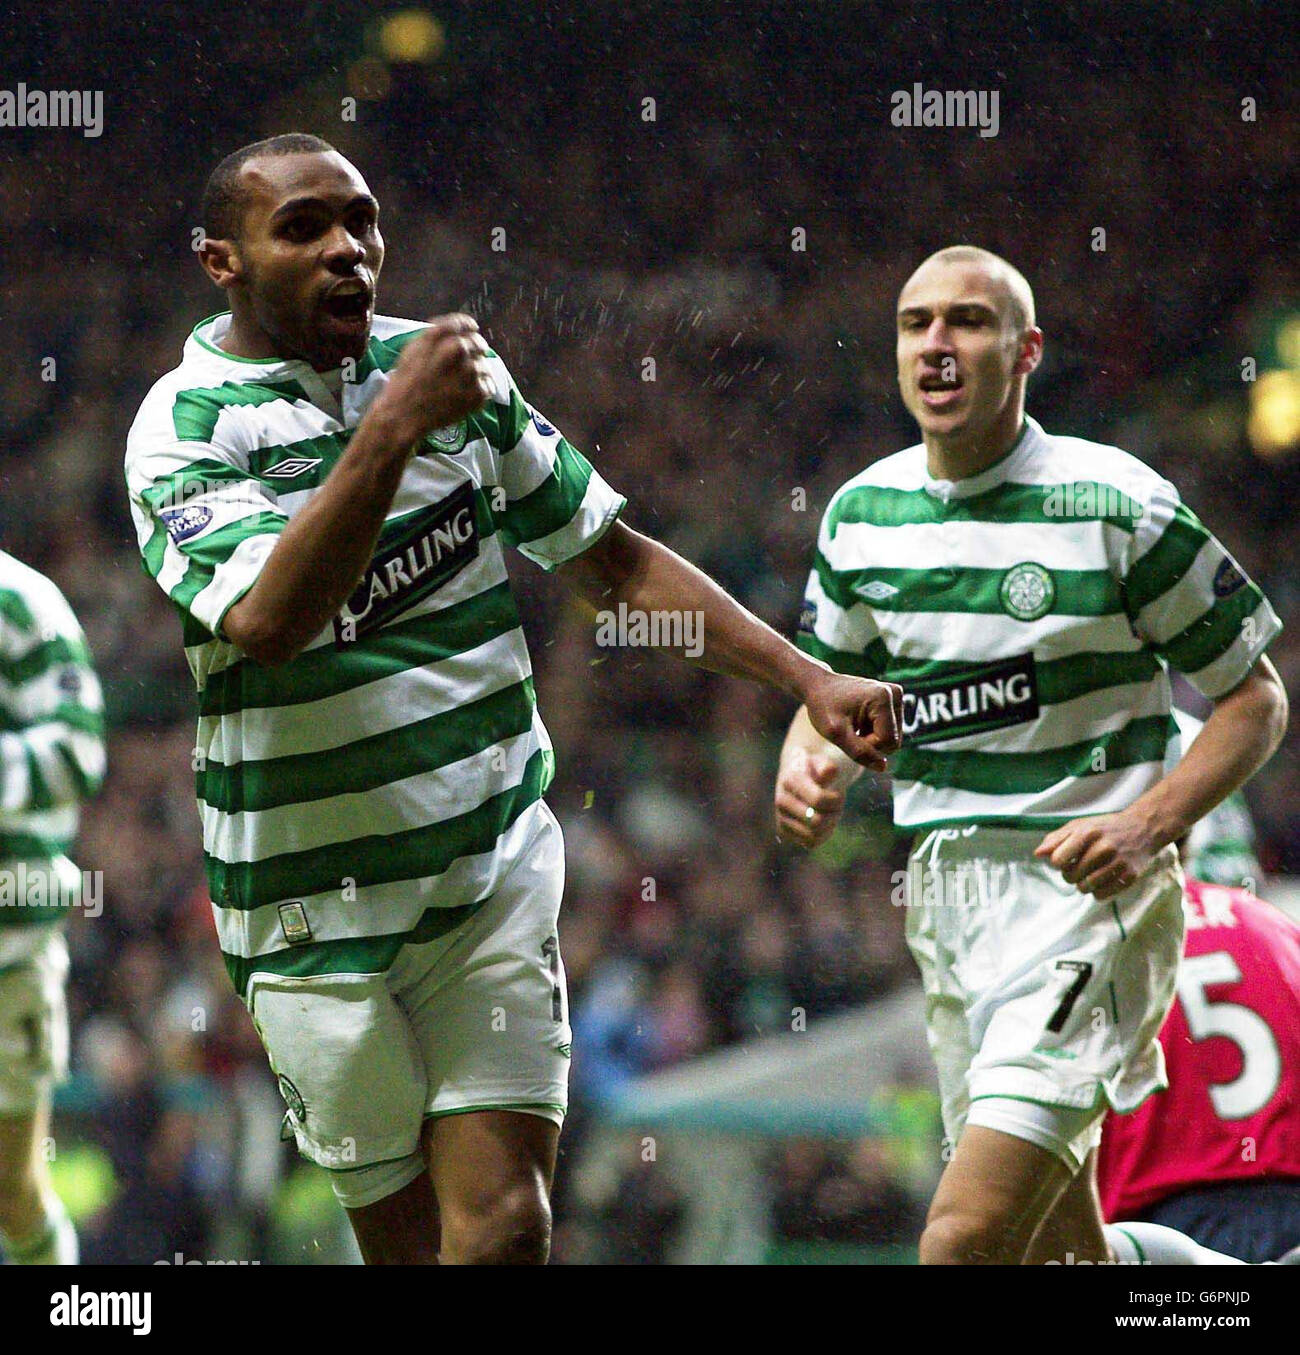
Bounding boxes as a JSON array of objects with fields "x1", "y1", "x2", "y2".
[
  {"x1": 127, "y1": 431, "x2": 287, "y2": 642},
  {"x1": 480, "y1": 354, "x2": 626, "y2": 571},
  {"x1": 1121, "y1": 478, "x2": 1282, "y2": 698},
  {"x1": 795, "y1": 495, "x2": 889, "y2": 678}
]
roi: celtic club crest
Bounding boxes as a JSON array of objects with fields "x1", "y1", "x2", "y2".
[{"x1": 1000, "y1": 562, "x2": 1055, "y2": 621}]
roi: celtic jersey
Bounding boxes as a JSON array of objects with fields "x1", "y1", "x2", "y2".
[
  {"x1": 0, "y1": 552, "x2": 105, "y2": 936},
  {"x1": 798, "y1": 417, "x2": 1282, "y2": 831},
  {"x1": 125, "y1": 312, "x2": 626, "y2": 997}
]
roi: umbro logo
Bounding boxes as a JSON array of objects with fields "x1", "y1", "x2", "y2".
[
  {"x1": 263, "y1": 456, "x2": 322, "y2": 479},
  {"x1": 854, "y1": 579, "x2": 900, "y2": 602}
]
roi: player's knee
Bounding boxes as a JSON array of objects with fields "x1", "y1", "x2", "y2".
[
  {"x1": 443, "y1": 1184, "x2": 551, "y2": 1265},
  {"x1": 919, "y1": 1206, "x2": 1015, "y2": 1266}
]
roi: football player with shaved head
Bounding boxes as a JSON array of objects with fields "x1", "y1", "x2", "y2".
[{"x1": 776, "y1": 245, "x2": 1288, "y2": 1265}]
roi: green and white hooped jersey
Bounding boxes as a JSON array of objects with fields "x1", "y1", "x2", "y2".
[
  {"x1": 125, "y1": 313, "x2": 626, "y2": 997},
  {"x1": 798, "y1": 417, "x2": 1281, "y2": 832},
  {"x1": 0, "y1": 552, "x2": 105, "y2": 935}
]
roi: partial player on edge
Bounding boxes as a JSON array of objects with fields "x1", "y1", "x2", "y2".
[
  {"x1": 0, "y1": 550, "x2": 106, "y2": 1264},
  {"x1": 1099, "y1": 712, "x2": 1300, "y2": 1264}
]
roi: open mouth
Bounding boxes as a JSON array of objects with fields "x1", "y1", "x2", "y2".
[
  {"x1": 918, "y1": 371, "x2": 964, "y2": 407},
  {"x1": 321, "y1": 283, "x2": 372, "y2": 324}
]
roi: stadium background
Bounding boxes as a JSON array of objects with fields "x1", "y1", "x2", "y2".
[{"x1": 0, "y1": 0, "x2": 1295, "y2": 1263}]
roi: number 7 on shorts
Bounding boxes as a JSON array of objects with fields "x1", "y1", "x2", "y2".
[{"x1": 1047, "y1": 960, "x2": 1093, "y2": 1034}]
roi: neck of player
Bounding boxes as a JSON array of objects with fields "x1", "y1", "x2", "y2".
[
  {"x1": 923, "y1": 392, "x2": 1027, "y2": 483},
  {"x1": 219, "y1": 302, "x2": 313, "y2": 365}
]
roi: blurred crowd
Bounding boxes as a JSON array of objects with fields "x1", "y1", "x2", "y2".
[{"x1": 0, "y1": 2, "x2": 1294, "y2": 1262}]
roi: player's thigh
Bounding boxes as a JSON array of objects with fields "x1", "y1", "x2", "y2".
[
  {"x1": 423, "y1": 1108, "x2": 559, "y2": 1230},
  {"x1": 345, "y1": 1168, "x2": 441, "y2": 1265},
  {"x1": 924, "y1": 1124, "x2": 1074, "y2": 1263},
  {"x1": 940, "y1": 1094, "x2": 1106, "y2": 1263},
  {"x1": 0, "y1": 1102, "x2": 48, "y2": 1196}
]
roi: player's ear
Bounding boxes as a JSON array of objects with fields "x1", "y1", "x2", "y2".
[
  {"x1": 1013, "y1": 326, "x2": 1044, "y2": 377},
  {"x1": 198, "y1": 237, "x2": 243, "y2": 289}
]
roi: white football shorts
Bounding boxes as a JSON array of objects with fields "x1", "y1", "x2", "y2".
[
  {"x1": 903, "y1": 823, "x2": 1185, "y2": 1171},
  {"x1": 246, "y1": 803, "x2": 571, "y2": 1209}
]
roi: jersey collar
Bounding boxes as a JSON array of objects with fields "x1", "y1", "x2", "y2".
[
  {"x1": 922, "y1": 416, "x2": 1042, "y2": 501},
  {"x1": 186, "y1": 312, "x2": 322, "y2": 381}
]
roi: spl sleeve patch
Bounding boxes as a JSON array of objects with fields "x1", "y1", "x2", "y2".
[
  {"x1": 1212, "y1": 557, "x2": 1248, "y2": 598},
  {"x1": 160, "y1": 504, "x2": 213, "y2": 543}
]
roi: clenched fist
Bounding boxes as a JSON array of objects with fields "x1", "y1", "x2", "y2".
[
  {"x1": 804, "y1": 671, "x2": 904, "y2": 772},
  {"x1": 1034, "y1": 809, "x2": 1164, "y2": 900},
  {"x1": 774, "y1": 673, "x2": 904, "y2": 847},
  {"x1": 372, "y1": 313, "x2": 494, "y2": 450},
  {"x1": 775, "y1": 746, "x2": 849, "y2": 847}
]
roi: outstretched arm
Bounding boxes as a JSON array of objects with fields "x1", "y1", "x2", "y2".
[{"x1": 557, "y1": 521, "x2": 904, "y2": 770}]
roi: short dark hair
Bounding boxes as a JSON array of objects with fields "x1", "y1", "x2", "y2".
[{"x1": 201, "y1": 133, "x2": 338, "y2": 240}]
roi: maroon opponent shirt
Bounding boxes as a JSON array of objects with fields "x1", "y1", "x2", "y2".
[{"x1": 1098, "y1": 880, "x2": 1300, "y2": 1220}]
